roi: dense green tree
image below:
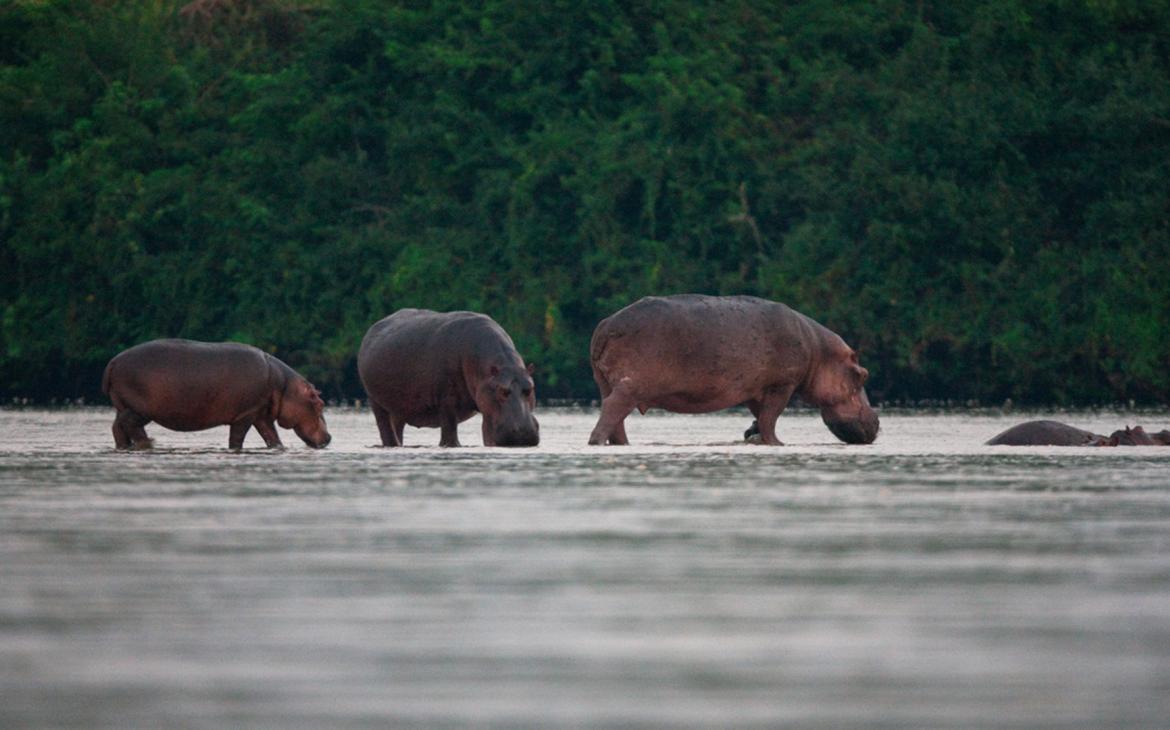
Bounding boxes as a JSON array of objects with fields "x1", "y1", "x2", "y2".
[{"x1": 2, "y1": 0, "x2": 1168, "y2": 404}]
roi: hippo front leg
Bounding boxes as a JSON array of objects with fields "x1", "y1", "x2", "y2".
[
  {"x1": 751, "y1": 386, "x2": 796, "y2": 446},
  {"x1": 253, "y1": 419, "x2": 284, "y2": 448}
]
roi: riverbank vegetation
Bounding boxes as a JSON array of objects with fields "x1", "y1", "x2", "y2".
[{"x1": 3, "y1": 0, "x2": 1168, "y2": 404}]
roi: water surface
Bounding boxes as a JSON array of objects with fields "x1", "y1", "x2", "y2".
[{"x1": 2, "y1": 407, "x2": 1169, "y2": 728}]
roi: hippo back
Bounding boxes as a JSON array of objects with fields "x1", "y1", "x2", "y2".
[{"x1": 986, "y1": 420, "x2": 1104, "y2": 446}]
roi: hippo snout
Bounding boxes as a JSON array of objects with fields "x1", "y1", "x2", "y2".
[
  {"x1": 494, "y1": 419, "x2": 540, "y2": 447},
  {"x1": 297, "y1": 427, "x2": 331, "y2": 449},
  {"x1": 824, "y1": 410, "x2": 880, "y2": 445}
]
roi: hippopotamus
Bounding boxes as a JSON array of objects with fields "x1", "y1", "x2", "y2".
[
  {"x1": 986, "y1": 420, "x2": 1170, "y2": 446},
  {"x1": 102, "y1": 339, "x2": 331, "y2": 449},
  {"x1": 357, "y1": 309, "x2": 540, "y2": 447},
  {"x1": 1108, "y1": 425, "x2": 1170, "y2": 445},
  {"x1": 587, "y1": 294, "x2": 880, "y2": 445}
]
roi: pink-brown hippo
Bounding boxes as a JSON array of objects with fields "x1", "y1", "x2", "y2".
[
  {"x1": 986, "y1": 420, "x2": 1113, "y2": 446},
  {"x1": 357, "y1": 309, "x2": 539, "y2": 447},
  {"x1": 102, "y1": 339, "x2": 330, "y2": 449},
  {"x1": 986, "y1": 420, "x2": 1170, "y2": 446},
  {"x1": 587, "y1": 295, "x2": 879, "y2": 445},
  {"x1": 1107, "y1": 425, "x2": 1170, "y2": 446}
]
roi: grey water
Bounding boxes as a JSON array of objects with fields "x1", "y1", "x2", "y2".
[{"x1": 2, "y1": 407, "x2": 1170, "y2": 728}]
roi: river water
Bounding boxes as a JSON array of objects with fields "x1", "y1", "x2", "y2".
[{"x1": 1, "y1": 406, "x2": 1169, "y2": 728}]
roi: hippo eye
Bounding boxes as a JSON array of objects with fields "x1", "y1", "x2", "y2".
[
  {"x1": 499, "y1": 387, "x2": 512, "y2": 399},
  {"x1": 522, "y1": 387, "x2": 532, "y2": 398}
]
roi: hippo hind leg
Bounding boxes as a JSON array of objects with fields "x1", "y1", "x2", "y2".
[
  {"x1": 588, "y1": 383, "x2": 635, "y2": 445},
  {"x1": 743, "y1": 419, "x2": 761, "y2": 443},
  {"x1": 744, "y1": 401, "x2": 762, "y2": 443},
  {"x1": 229, "y1": 419, "x2": 254, "y2": 450},
  {"x1": 439, "y1": 407, "x2": 461, "y2": 447},
  {"x1": 371, "y1": 402, "x2": 402, "y2": 447},
  {"x1": 113, "y1": 409, "x2": 152, "y2": 450}
]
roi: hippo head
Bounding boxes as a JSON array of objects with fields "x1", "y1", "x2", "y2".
[
  {"x1": 477, "y1": 361, "x2": 540, "y2": 447},
  {"x1": 807, "y1": 345, "x2": 880, "y2": 445},
  {"x1": 1109, "y1": 425, "x2": 1155, "y2": 446},
  {"x1": 277, "y1": 378, "x2": 331, "y2": 448}
]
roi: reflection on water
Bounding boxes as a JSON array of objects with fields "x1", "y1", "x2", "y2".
[{"x1": 2, "y1": 407, "x2": 1169, "y2": 728}]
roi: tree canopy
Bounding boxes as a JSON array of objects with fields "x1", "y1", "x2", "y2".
[{"x1": 2, "y1": 0, "x2": 1168, "y2": 404}]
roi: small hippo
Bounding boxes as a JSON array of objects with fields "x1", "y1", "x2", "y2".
[
  {"x1": 102, "y1": 339, "x2": 330, "y2": 449},
  {"x1": 987, "y1": 420, "x2": 1170, "y2": 446},
  {"x1": 357, "y1": 309, "x2": 540, "y2": 447},
  {"x1": 986, "y1": 420, "x2": 1111, "y2": 446},
  {"x1": 1108, "y1": 425, "x2": 1169, "y2": 446},
  {"x1": 587, "y1": 294, "x2": 879, "y2": 445}
]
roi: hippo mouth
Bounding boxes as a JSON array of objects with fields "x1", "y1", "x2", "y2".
[
  {"x1": 824, "y1": 412, "x2": 880, "y2": 445},
  {"x1": 493, "y1": 427, "x2": 540, "y2": 447},
  {"x1": 296, "y1": 429, "x2": 332, "y2": 448}
]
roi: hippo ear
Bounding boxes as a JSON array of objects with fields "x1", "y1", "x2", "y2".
[
  {"x1": 301, "y1": 380, "x2": 324, "y2": 408},
  {"x1": 526, "y1": 362, "x2": 536, "y2": 376},
  {"x1": 851, "y1": 363, "x2": 869, "y2": 385}
]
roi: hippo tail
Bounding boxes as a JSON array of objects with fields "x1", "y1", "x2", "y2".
[
  {"x1": 589, "y1": 319, "x2": 622, "y2": 396},
  {"x1": 101, "y1": 359, "x2": 113, "y2": 397}
]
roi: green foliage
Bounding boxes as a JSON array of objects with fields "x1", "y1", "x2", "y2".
[{"x1": 2, "y1": 0, "x2": 1169, "y2": 403}]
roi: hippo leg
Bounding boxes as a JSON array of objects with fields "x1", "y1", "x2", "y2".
[
  {"x1": 228, "y1": 419, "x2": 254, "y2": 450},
  {"x1": 112, "y1": 412, "x2": 132, "y2": 449},
  {"x1": 113, "y1": 409, "x2": 152, "y2": 449},
  {"x1": 749, "y1": 387, "x2": 795, "y2": 446},
  {"x1": 744, "y1": 419, "x2": 761, "y2": 442},
  {"x1": 609, "y1": 419, "x2": 629, "y2": 446},
  {"x1": 588, "y1": 386, "x2": 635, "y2": 445},
  {"x1": 253, "y1": 419, "x2": 284, "y2": 448},
  {"x1": 371, "y1": 402, "x2": 401, "y2": 446},
  {"x1": 439, "y1": 409, "x2": 462, "y2": 447},
  {"x1": 744, "y1": 402, "x2": 763, "y2": 443}
]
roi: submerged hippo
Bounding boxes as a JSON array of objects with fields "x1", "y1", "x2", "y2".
[
  {"x1": 1107, "y1": 425, "x2": 1170, "y2": 446},
  {"x1": 102, "y1": 339, "x2": 331, "y2": 449},
  {"x1": 357, "y1": 309, "x2": 540, "y2": 447},
  {"x1": 986, "y1": 420, "x2": 1170, "y2": 446},
  {"x1": 587, "y1": 295, "x2": 880, "y2": 445}
]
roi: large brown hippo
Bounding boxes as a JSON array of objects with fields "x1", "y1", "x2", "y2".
[
  {"x1": 986, "y1": 420, "x2": 1170, "y2": 446},
  {"x1": 102, "y1": 339, "x2": 331, "y2": 449},
  {"x1": 357, "y1": 309, "x2": 540, "y2": 447},
  {"x1": 587, "y1": 295, "x2": 880, "y2": 445}
]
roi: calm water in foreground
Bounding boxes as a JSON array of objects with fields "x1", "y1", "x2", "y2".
[{"x1": 2, "y1": 406, "x2": 1169, "y2": 728}]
